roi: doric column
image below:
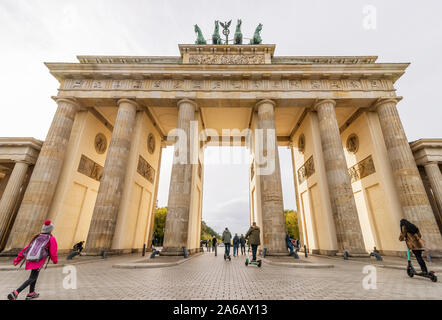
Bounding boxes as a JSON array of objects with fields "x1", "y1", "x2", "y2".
[
  {"x1": 0, "y1": 162, "x2": 29, "y2": 246},
  {"x1": 85, "y1": 99, "x2": 138, "y2": 254},
  {"x1": 314, "y1": 99, "x2": 366, "y2": 254},
  {"x1": 255, "y1": 99, "x2": 287, "y2": 255},
  {"x1": 374, "y1": 98, "x2": 442, "y2": 251},
  {"x1": 162, "y1": 99, "x2": 197, "y2": 255},
  {"x1": 4, "y1": 98, "x2": 80, "y2": 252},
  {"x1": 424, "y1": 162, "x2": 442, "y2": 213}
]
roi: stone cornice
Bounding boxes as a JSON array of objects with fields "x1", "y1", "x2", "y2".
[
  {"x1": 45, "y1": 61, "x2": 409, "y2": 84},
  {"x1": 410, "y1": 138, "x2": 442, "y2": 152},
  {"x1": 0, "y1": 137, "x2": 43, "y2": 151}
]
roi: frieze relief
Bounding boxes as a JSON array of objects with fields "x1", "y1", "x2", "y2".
[
  {"x1": 348, "y1": 155, "x2": 376, "y2": 183},
  {"x1": 137, "y1": 155, "x2": 155, "y2": 184},
  {"x1": 297, "y1": 156, "x2": 315, "y2": 184},
  {"x1": 188, "y1": 54, "x2": 266, "y2": 65},
  {"x1": 62, "y1": 78, "x2": 393, "y2": 92},
  {"x1": 78, "y1": 154, "x2": 103, "y2": 182}
]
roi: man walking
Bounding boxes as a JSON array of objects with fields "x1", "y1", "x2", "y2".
[
  {"x1": 212, "y1": 236, "x2": 218, "y2": 256},
  {"x1": 245, "y1": 222, "x2": 260, "y2": 261},
  {"x1": 222, "y1": 227, "x2": 232, "y2": 259},
  {"x1": 232, "y1": 233, "x2": 240, "y2": 257},
  {"x1": 239, "y1": 234, "x2": 246, "y2": 255}
]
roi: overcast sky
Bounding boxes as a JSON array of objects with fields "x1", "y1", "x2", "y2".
[{"x1": 1, "y1": 0, "x2": 441, "y2": 235}]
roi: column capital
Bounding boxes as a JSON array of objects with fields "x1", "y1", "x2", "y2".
[
  {"x1": 424, "y1": 161, "x2": 440, "y2": 167},
  {"x1": 255, "y1": 99, "x2": 276, "y2": 110},
  {"x1": 117, "y1": 98, "x2": 140, "y2": 110},
  {"x1": 177, "y1": 98, "x2": 199, "y2": 111},
  {"x1": 52, "y1": 97, "x2": 83, "y2": 111},
  {"x1": 312, "y1": 99, "x2": 336, "y2": 111},
  {"x1": 369, "y1": 97, "x2": 401, "y2": 112}
]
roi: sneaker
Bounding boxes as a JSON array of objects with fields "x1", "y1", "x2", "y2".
[
  {"x1": 7, "y1": 290, "x2": 18, "y2": 301},
  {"x1": 26, "y1": 292, "x2": 40, "y2": 300}
]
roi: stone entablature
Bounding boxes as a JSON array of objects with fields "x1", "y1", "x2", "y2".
[
  {"x1": 410, "y1": 139, "x2": 442, "y2": 166},
  {"x1": 60, "y1": 78, "x2": 395, "y2": 93},
  {"x1": 0, "y1": 138, "x2": 42, "y2": 164}
]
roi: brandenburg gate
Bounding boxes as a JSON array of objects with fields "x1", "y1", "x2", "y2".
[{"x1": 1, "y1": 42, "x2": 441, "y2": 257}]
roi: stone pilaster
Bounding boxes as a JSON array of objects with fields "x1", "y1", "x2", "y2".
[
  {"x1": 162, "y1": 99, "x2": 197, "y2": 255},
  {"x1": 375, "y1": 99, "x2": 442, "y2": 251},
  {"x1": 0, "y1": 162, "x2": 29, "y2": 246},
  {"x1": 255, "y1": 99, "x2": 287, "y2": 255},
  {"x1": 3, "y1": 98, "x2": 80, "y2": 252},
  {"x1": 314, "y1": 99, "x2": 366, "y2": 254},
  {"x1": 85, "y1": 99, "x2": 138, "y2": 254},
  {"x1": 424, "y1": 162, "x2": 442, "y2": 213}
]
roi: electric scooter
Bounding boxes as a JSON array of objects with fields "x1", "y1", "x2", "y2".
[
  {"x1": 223, "y1": 245, "x2": 231, "y2": 261},
  {"x1": 406, "y1": 248, "x2": 437, "y2": 282},
  {"x1": 245, "y1": 250, "x2": 262, "y2": 267}
]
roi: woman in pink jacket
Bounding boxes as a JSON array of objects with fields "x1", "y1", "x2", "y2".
[{"x1": 7, "y1": 220, "x2": 58, "y2": 300}]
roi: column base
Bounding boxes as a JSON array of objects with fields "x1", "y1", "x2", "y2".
[
  {"x1": 160, "y1": 247, "x2": 185, "y2": 256},
  {"x1": 336, "y1": 249, "x2": 369, "y2": 257},
  {"x1": 261, "y1": 248, "x2": 291, "y2": 256},
  {"x1": 0, "y1": 248, "x2": 21, "y2": 257}
]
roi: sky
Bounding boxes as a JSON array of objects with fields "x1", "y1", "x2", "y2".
[{"x1": 1, "y1": 0, "x2": 441, "y2": 235}]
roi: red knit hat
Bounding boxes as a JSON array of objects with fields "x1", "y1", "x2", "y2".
[{"x1": 41, "y1": 220, "x2": 54, "y2": 233}]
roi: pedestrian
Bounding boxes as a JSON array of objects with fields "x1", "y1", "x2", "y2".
[
  {"x1": 207, "y1": 238, "x2": 212, "y2": 252},
  {"x1": 240, "y1": 234, "x2": 246, "y2": 255},
  {"x1": 286, "y1": 233, "x2": 294, "y2": 255},
  {"x1": 222, "y1": 227, "x2": 232, "y2": 258},
  {"x1": 245, "y1": 222, "x2": 260, "y2": 261},
  {"x1": 399, "y1": 219, "x2": 428, "y2": 274},
  {"x1": 212, "y1": 235, "x2": 218, "y2": 256},
  {"x1": 7, "y1": 220, "x2": 58, "y2": 300},
  {"x1": 233, "y1": 233, "x2": 240, "y2": 257},
  {"x1": 73, "y1": 240, "x2": 85, "y2": 254}
]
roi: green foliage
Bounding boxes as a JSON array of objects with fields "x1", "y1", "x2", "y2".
[
  {"x1": 284, "y1": 209, "x2": 300, "y2": 240},
  {"x1": 201, "y1": 220, "x2": 221, "y2": 241},
  {"x1": 153, "y1": 207, "x2": 220, "y2": 244},
  {"x1": 153, "y1": 207, "x2": 167, "y2": 244}
]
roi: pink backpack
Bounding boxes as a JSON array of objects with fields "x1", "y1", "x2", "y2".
[{"x1": 24, "y1": 234, "x2": 51, "y2": 262}]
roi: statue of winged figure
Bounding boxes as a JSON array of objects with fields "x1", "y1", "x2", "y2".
[{"x1": 220, "y1": 20, "x2": 232, "y2": 44}]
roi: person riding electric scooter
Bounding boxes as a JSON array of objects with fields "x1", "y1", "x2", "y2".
[
  {"x1": 400, "y1": 219, "x2": 437, "y2": 282},
  {"x1": 222, "y1": 227, "x2": 232, "y2": 261},
  {"x1": 245, "y1": 222, "x2": 261, "y2": 267}
]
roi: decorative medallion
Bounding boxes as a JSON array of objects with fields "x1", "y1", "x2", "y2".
[
  {"x1": 147, "y1": 133, "x2": 155, "y2": 154},
  {"x1": 94, "y1": 133, "x2": 107, "y2": 154},
  {"x1": 298, "y1": 134, "x2": 306, "y2": 153},
  {"x1": 346, "y1": 134, "x2": 359, "y2": 154}
]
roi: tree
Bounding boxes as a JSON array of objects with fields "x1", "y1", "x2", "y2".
[
  {"x1": 201, "y1": 220, "x2": 221, "y2": 241},
  {"x1": 153, "y1": 207, "x2": 220, "y2": 244},
  {"x1": 284, "y1": 209, "x2": 300, "y2": 240},
  {"x1": 153, "y1": 207, "x2": 167, "y2": 245}
]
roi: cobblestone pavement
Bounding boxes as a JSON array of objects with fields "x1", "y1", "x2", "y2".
[{"x1": 1, "y1": 251, "x2": 441, "y2": 300}]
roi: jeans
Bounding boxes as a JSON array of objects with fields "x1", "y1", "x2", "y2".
[
  {"x1": 251, "y1": 244, "x2": 258, "y2": 261},
  {"x1": 240, "y1": 245, "x2": 245, "y2": 255},
  {"x1": 233, "y1": 245, "x2": 239, "y2": 256},
  {"x1": 287, "y1": 243, "x2": 294, "y2": 255},
  {"x1": 17, "y1": 269, "x2": 40, "y2": 294},
  {"x1": 412, "y1": 249, "x2": 428, "y2": 273},
  {"x1": 224, "y1": 243, "x2": 231, "y2": 256}
]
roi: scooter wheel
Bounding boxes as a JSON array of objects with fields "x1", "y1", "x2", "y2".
[
  {"x1": 258, "y1": 260, "x2": 262, "y2": 268},
  {"x1": 229, "y1": 256, "x2": 231, "y2": 261},
  {"x1": 430, "y1": 272, "x2": 437, "y2": 282},
  {"x1": 407, "y1": 267, "x2": 414, "y2": 278},
  {"x1": 245, "y1": 261, "x2": 248, "y2": 266}
]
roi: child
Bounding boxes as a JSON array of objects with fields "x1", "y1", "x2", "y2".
[{"x1": 7, "y1": 220, "x2": 58, "y2": 300}]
